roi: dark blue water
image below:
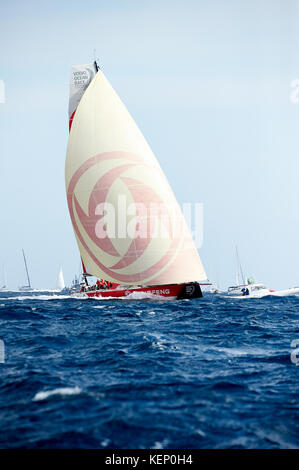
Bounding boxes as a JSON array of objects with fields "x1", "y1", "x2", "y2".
[{"x1": 0, "y1": 291, "x2": 298, "y2": 449}]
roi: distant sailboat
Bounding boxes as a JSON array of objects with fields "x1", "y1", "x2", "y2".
[
  {"x1": 57, "y1": 266, "x2": 66, "y2": 291},
  {"x1": 0, "y1": 266, "x2": 8, "y2": 291},
  {"x1": 19, "y1": 249, "x2": 33, "y2": 292}
]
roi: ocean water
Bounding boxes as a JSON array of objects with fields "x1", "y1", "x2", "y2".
[{"x1": 0, "y1": 291, "x2": 298, "y2": 449}]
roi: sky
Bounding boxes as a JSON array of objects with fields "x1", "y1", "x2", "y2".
[{"x1": 1, "y1": 0, "x2": 299, "y2": 290}]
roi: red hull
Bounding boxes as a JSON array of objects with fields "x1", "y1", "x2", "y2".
[{"x1": 78, "y1": 282, "x2": 203, "y2": 300}]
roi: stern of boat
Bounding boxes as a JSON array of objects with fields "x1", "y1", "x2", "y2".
[{"x1": 177, "y1": 282, "x2": 203, "y2": 299}]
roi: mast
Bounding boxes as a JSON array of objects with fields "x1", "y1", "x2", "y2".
[
  {"x1": 81, "y1": 259, "x2": 90, "y2": 286},
  {"x1": 22, "y1": 249, "x2": 31, "y2": 288},
  {"x1": 235, "y1": 247, "x2": 240, "y2": 285},
  {"x1": 235, "y1": 246, "x2": 245, "y2": 285}
]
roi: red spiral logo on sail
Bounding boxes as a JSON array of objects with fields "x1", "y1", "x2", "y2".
[{"x1": 67, "y1": 151, "x2": 182, "y2": 283}]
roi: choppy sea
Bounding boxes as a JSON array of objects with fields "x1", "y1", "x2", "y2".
[{"x1": 0, "y1": 291, "x2": 298, "y2": 449}]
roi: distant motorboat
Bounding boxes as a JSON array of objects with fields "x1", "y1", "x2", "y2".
[
  {"x1": 228, "y1": 281, "x2": 273, "y2": 297},
  {"x1": 69, "y1": 274, "x2": 82, "y2": 293},
  {"x1": 228, "y1": 281, "x2": 299, "y2": 298},
  {"x1": 19, "y1": 249, "x2": 34, "y2": 292},
  {"x1": 227, "y1": 249, "x2": 299, "y2": 297}
]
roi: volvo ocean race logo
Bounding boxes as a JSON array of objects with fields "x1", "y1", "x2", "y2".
[
  {"x1": 72, "y1": 66, "x2": 95, "y2": 89},
  {"x1": 185, "y1": 284, "x2": 195, "y2": 296},
  {"x1": 67, "y1": 151, "x2": 201, "y2": 283}
]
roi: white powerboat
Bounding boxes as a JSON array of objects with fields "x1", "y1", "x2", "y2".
[
  {"x1": 228, "y1": 282, "x2": 273, "y2": 297},
  {"x1": 228, "y1": 282, "x2": 299, "y2": 298},
  {"x1": 227, "y1": 248, "x2": 299, "y2": 298}
]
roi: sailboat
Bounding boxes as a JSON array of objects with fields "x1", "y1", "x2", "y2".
[
  {"x1": 19, "y1": 249, "x2": 33, "y2": 292},
  {"x1": 65, "y1": 61, "x2": 209, "y2": 300},
  {"x1": 0, "y1": 266, "x2": 8, "y2": 291},
  {"x1": 56, "y1": 266, "x2": 66, "y2": 291}
]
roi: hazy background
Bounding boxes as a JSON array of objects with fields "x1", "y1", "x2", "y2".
[{"x1": 1, "y1": 0, "x2": 299, "y2": 290}]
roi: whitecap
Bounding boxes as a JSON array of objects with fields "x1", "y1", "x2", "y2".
[
  {"x1": 33, "y1": 386, "x2": 82, "y2": 402},
  {"x1": 4, "y1": 294, "x2": 72, "y2": 301},
  {"x1": 101, "y1": 438, "x2": 110, "y2": 447},
  {"x1": 210, "y1": 345, "x2": 267, "y2": 357},
  {"x1": 153, "y1": 340, "x2": 167, "y2": 350},
  {"x1": 152, "y1": 439, "x2": 169, "y2": 449}
]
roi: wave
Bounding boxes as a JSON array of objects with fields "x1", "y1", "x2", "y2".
[
  {"x1": 124, "y1": 291, "x2": 165, "y2": 300},
  {"x1": 1, "y1": 292, "x2": 297, "y2": 449},
  {"x1": 209, "y1": 345, "x2": 270, "y2": 358},
  {"x1": 3, "y1": 294, "x2": 73, "y2": 301},
  {"x1": 33, "y1": 386, "x2": 82, "y2": 402}
]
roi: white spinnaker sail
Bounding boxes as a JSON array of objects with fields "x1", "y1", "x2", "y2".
[
  {"x1": 65, "y1": 64, "x2": 207, "y2": 285},
  {"x1": 57, "y1": 267, "x2": 65, "y2": 290}
]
